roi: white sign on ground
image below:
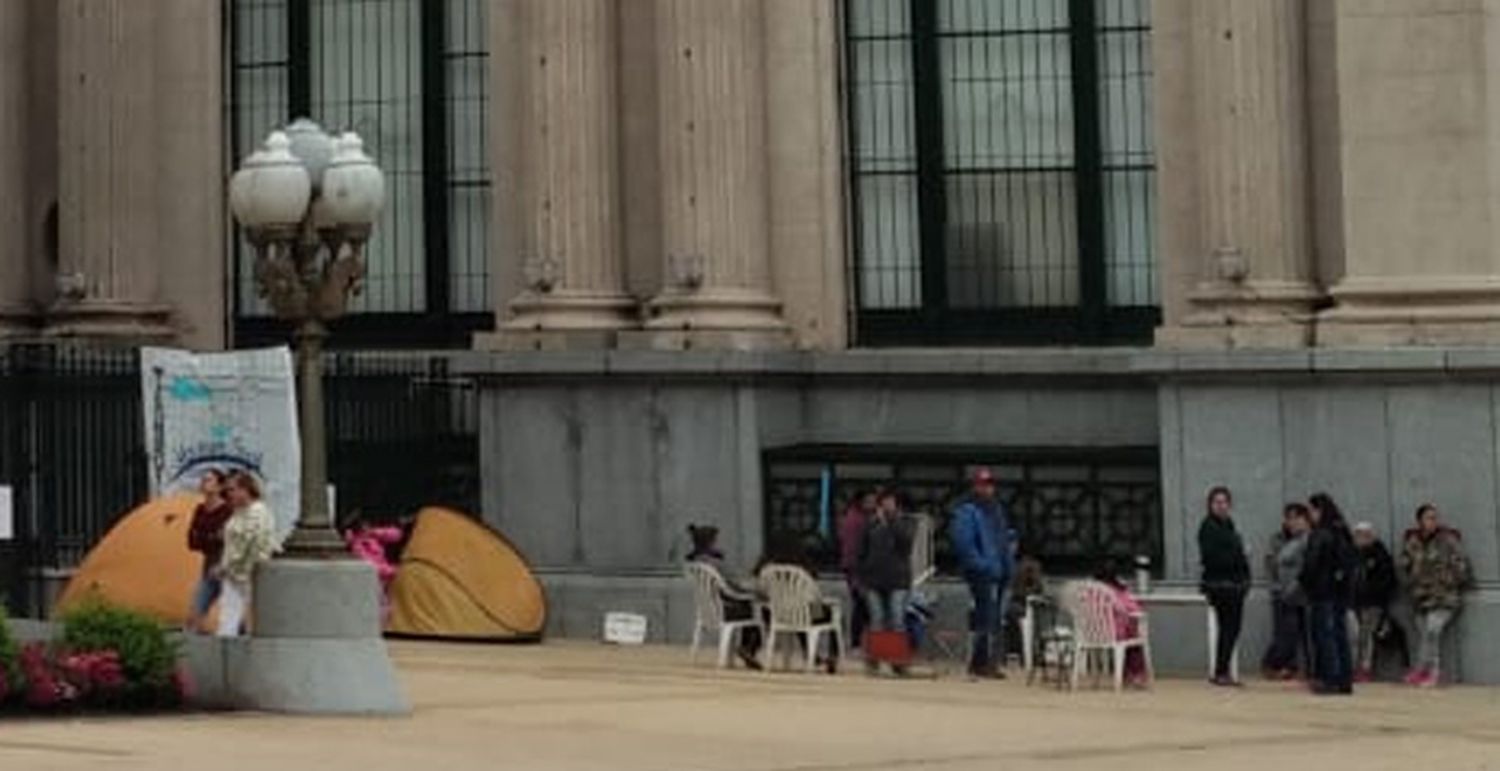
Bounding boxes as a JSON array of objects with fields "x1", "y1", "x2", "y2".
[{"x1": 140, "y1": 347, "x2": 301, "y2": 539}]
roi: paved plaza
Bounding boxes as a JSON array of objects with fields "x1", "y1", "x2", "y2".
[{"x1": 2, "y1": 640, "x2": 1499, "y2": 770}]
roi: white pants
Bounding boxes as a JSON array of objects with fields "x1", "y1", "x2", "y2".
[{"x1": 217, "y1": 580, "x2": 251, "y2": 637}]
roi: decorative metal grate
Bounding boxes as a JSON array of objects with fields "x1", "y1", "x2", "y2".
[
  {"x1": 226, "y1": 0, "x2": 491, "y2": 347},
  {"x1": 845, "y1": 0, "x2": 1159, "y2": 345},
  {"x1": 763, "y1": 446, "x2": 1161, "y2": 576}
]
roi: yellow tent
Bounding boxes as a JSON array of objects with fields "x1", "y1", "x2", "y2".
[
  {"x1": 54, "y1": 494, "x2": 212, "y2": 626},
  {"x1": 386, "y1": 506, "x2": 546, "y2": 642}
]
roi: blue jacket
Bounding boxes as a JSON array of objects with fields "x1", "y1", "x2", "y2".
[{"x1": 949, "y1": 497, "x2": 1013, "y2": 584}]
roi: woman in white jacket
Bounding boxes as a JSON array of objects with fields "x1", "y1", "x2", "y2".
[{"x1": 216, "y1": 471, "x2": 280, "y2": 637}]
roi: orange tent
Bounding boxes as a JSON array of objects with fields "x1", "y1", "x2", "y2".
[
  {"x1": 54, "y1": 494, "x2": 211, "y2": 626},
  {"x1": 386, "y1": 506, "x2": 546, "y2": 642},
  {"x1": 55, "y1": 499, "x2": 546, "y2": 642}
]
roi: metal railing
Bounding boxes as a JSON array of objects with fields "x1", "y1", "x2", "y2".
[{"x1": 0, "y1": 344, "x2": 478, "y2": 616}]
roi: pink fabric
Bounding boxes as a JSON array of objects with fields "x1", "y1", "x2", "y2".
[
  {"x1": 1106, "y1": 583, "x2": 1146, "y2": 683},
  {"x1": 348, "y1": 530, "x2": 399, "y2": 582}
]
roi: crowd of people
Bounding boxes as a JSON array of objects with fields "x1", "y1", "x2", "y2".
[
  {"x1": 1200, "y1": 487, "x2": 1474, "y2": 695},
  {"x1": 688, "y1": 470, "x2": 1478, "y2": 692}
]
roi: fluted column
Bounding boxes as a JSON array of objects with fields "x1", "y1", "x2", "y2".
[
  {"x1": 490, "y1": 0, "x2": 636, "y2": 349},
  {"x1": 50, "y1": 0, "x2": 223, "y2": 346},
  {"x1": 1158, "y1": 0, "x2": 1321, "y2": 349},
  {"x1": 637, "y1": 0, "x2": 789, "y2": 348},
  {"x1": 0, "y1": 0, "x2": 31, "y2": 334}
]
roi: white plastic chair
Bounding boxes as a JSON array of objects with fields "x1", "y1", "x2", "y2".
[
  {"x1": 1059, "y1": 580, "x2": 1153, "y2": 692},
  {"x1": 758, "y1": 564, "x2": 844, "y2": 674},
  {"x1": 683, "y1": 561, "x2": 763, "y2": 669},
  {"x1": 909, "y1": 513, "x2": 936, "y2": 589}
]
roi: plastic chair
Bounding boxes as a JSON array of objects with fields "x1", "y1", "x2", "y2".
[
  {"x1": 909, "y1": 513, "x2": 936, "y2": 589},
  {"x1": 683, "y1": 561, "x2": 762, "y2": 669},
  {"x1": 758, "y1": 564, "x2": 844, "y2": 674},
  {"x1": 1058, "y1": 580, "x2": 1153, "y2": 692}
]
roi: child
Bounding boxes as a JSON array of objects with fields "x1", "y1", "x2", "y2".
[
  {"x1": 1094, "y1": 561, "x2": 1148, "y2": 688},
  {"x1": 346, "y1": 519, "x2": 404, "y2": 623}
]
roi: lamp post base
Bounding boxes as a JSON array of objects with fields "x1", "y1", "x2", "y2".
[
  {"x1": 210, "y1": 559, "x2": 408, "y2": 715},
  {"x1": 279, "y1": 524, "x2": 350, "y2": 558}
]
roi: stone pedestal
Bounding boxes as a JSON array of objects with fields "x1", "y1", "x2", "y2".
[
  {"x1": 479, "y1": 0, "x2": 636, "y2": 352},
  {"x1": 223, "y1": 559, "x2": 408, "y2": 715},
  {"x1": 1156, "y1": 0, "x2": 1321, "y2": 349},
  {"x1": 634, "y1": 0, "x2": 789, "y2": 350}
]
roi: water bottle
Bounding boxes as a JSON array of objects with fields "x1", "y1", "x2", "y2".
[{"x1": 1134, "y1": 555, "x2": 1151, "y2": 596}]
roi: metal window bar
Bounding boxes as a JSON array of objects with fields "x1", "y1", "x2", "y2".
[
  {"x1": 844, "y1": 0, "x2": 1160, "y2": 346},
  {"x1": 226, "y1": 0, "x2": 491, "y2": 348},
  {"x1": 763, "y1": 445, "x2": 1162, "y2": 577}
]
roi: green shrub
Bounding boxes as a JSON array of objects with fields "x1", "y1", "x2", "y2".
[
  {"x1": 58, "y1": 600, "x2": 179, "y2": 706},
  {"x1": 0, "y1": 605, "x2": 20, "y2": 698}
]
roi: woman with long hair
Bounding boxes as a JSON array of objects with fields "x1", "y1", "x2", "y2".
[
  {"x1": 216, "y1": 472, "x2": 280, "y2": 637},
  {"x1": 185, "y1": 468, "x2": 233, "y2": 634},
  {"x1": 1301, "y1": 492, "x2": 1359, "y2": 695},
  {"x1": 1198, "y1": 486, "x2": 1249, "y2": 687}
]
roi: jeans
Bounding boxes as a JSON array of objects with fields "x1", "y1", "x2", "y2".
[
  {"x1": 1310, "y1": 601, "x2": 1352, "y2": 691},
  {"x1": 217, "y1": 580, "x2": 250, "y2": 638},
  {"x1": 1205, "y1": 586, "x2": 1246, "y2": 680},
  {"x1": 1416, "y1": 608, "x2": 1455, "y2": 677},
  {"x1": 1262, "y1": 597, "x2": 1306, "y2": 674},
  {"x1": 1353, "y1": 607, "x2": 1384, "y2": 672},
  {"x1": 864, "y1": 588, "x2": 910, "y2": 633},
  {"x1": 967, "y1": 577, "x2": 1002, "y2": 673},
  {"x1": 190, "y1": 574, "x2": 223, "y2": 619}
]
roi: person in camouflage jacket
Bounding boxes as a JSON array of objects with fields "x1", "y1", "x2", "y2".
[{"x1": 1399, "y1": 504, "x2": 1472, "y2": 687}]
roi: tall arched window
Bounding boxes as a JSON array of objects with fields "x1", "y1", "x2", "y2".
[
  {"x1": 227, "y1": 0, "x2": 490, "y2": 347},
  {"x1": 845, "y1": 0, "x2": 1158, "y2": 345}
]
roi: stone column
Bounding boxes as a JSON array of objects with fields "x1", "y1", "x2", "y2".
[
  {"x1": 632, "y1": 0, "x2": 789, "y2": 349},
  {"x1": 484, "y1": 0, "x2": 636, "y2": 351},
  {"x1": 0, "y1": 1, "x2": 31, "y2": 335},
  {"x1": 1316, "y1": 1, "x2": 1499, "y2": 346},
  {"x1": 1157, "y1": 0, "x2": 1321, "y2": 349},
  {"x1": 49, "y1": 0, "x2": 224, "y2": 346}
]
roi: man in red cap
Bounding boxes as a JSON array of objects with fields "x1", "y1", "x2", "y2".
[{"x1": 949, "y1": 467, "x2": 1015, "y2": 679}]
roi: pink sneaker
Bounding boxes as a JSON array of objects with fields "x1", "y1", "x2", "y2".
[
  {"x1": 1354, "y1": 668, "x2": 1373, "y2": 684},
  {"x1": 1417, "y1": 670, "x2": 1440, "y2": 688},
  {"x1": 1403, "y1": 668, "x2": 1430, "y2": 686}
]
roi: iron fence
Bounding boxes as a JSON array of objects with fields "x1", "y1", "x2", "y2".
[
  {"x1": 763, "y1": 445, "x2": 1161, "y2": 577},
  {"x1": 0, "y1": 344, "x2": 478, "y2": 616}
]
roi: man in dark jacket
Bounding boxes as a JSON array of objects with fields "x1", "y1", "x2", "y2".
[
  {"x1": 1300, "y1": 494, "x2": 1360, "y2": 695},
  {"x1": 950, "y1": 468, "x2": 1014, "y2": 679},
  {"x1": 858, "y1": 489, "x2": 915, "y2": 675},
  {"x1": 1351, "y1": 522, "x2": 1397, "y2": 681}
]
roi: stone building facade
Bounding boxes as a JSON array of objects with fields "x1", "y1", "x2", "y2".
[{"x1": 3, "y1": 0, "x2": 1500, "y2": 680}]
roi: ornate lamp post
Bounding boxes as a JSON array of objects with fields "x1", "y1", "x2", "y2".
[{"x1": 228, "y1": 119, "x2": 385, "y2": 556}]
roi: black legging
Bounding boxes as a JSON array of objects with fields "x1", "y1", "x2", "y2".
[{"x1": 1205, "y1": 586, "x2": 1247, "y2": 679}]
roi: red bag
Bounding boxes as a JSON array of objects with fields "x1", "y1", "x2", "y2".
[{"x1": 865, "y1": 630, "x2": 913, "y2": 666}]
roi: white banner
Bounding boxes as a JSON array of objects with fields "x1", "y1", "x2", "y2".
[{"x1": 141, "y1": 347, "x2": 300, "y2": 538}]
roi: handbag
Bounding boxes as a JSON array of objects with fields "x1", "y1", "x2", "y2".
[{"x1": 865, "y1": 629, "x2": 913, "y2": 666}]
